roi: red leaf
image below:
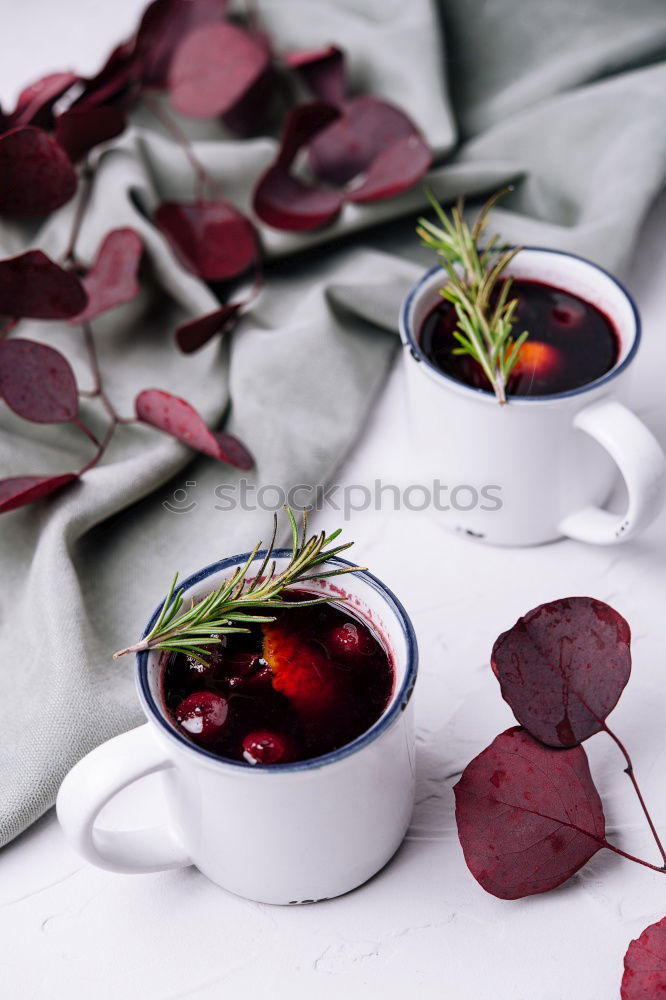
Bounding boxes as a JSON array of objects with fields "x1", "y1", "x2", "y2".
[
  {"x1": 454, "y1": 727, "x2": 605, "y2": 899},
  {"x1": 75, "y1": 41, "x2": 140, "y2": 110},
  {"x1": 0, "y1": 339, "x2": 78, "y2": 423},
  {"x1": 136, "y1": 0, "x2": 229, "y2": 86},
  {"x1": 136, "y1": 389, "x2": 253, "y2": 468},
  {"x1": 69, "y1": 228, "x2": 143, "y2": 323},
  {"x1": 622, "y1": 917, "x2": 666, "y2": 999},
  {"x1": 175, "y1": 303, "x2": 241, "y2": 353},
  {"x1": 491, "y1": 597, "x2": 632, "y2": 748},
  {"x1": 211, "y1": 431, "x2": 253, "y2": 470},
  {"x1": 54, "y1": 106, "x2": 126, "y2": 162},
  {"x1": 347, "y1": 134, "x2": 432, "y2": 203},
  {"x1": 277, "y1": 102, "x2": 340, "y2": 167},
  {"x1": 0, "y1": 251, "x2": 88, "y2": 319},
  {"x1": 221, "y1": 64, "x2": 277, "y2": 137},
  {"x1": 252, "y1": 103, "x2": 343, "y2": 232},
  {"x1": 0, "y1": 127, "x2": 76, "y2": 217},
  {"x1": 168, "y1": 21, "x2": 270, "y2": 119},
  {"x1": 253, "y1": 166, "x2": 343, "y2": 232},
  {"x1": 7, "y1": 72, "x2": 79, "y2": 129},
  {"x1": 308, "y1": 96, "x2": 422, "y2": 186},
  {"x1": 284, "y1": 45, "x2": 345, "y2": 105},
  {"x1": 0, "y1": 473, "x2": 78, "y2": 514},
  {"x1": 154, "y1": 200, "x2": 258, "y2": 281}
]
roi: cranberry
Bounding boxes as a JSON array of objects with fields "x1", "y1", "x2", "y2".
[
  {"x1": 175, "y1": 691, "x2": 229, "y2": 745},
  {"x1": 328, "y1": 621, "x2": 377, "y2": 658},
  {"x1": 224, "y1": 651, "x2": 260, "y2": 679},
  {"x1": 182, "y1": 653, "x2": 217, "y2": 680},
  {"x1": 551, "y1": 297, "x2": 586, "y2": 327},
  {"x1": 242, "y1": 730, "x2": 295, "y2": 765},
  {"x1": 225, "y1": 654, "x2": 274, "y2": 691}
]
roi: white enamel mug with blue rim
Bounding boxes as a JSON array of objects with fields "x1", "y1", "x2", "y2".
[
  {"x1": 56, "y1": 552, "x2": 418, "y2": 905},
  {"x1": 400, "y1": 249, "x2": 666, "y2": 546}
]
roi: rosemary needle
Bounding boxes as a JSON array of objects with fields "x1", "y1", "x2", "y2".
[
  {"x1": 113, "y1": 506, "x2": 365, "y2": 662},
  {"x1": 417, "y1": 187, "x2": 528, "y2": 404}
]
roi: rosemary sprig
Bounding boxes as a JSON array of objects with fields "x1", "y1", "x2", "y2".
[
  {"x1": 417, "y1": 187, "x2": 528, "y2": 404},
  {"x1": 113, "y1": 507, "x2": 366, "y2": 662}
]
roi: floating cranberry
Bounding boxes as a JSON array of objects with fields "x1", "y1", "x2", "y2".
[
  {"x1": 224, "y1": 652, "x2": 274, "y2": 691},
  {"x1": 551, "y1": 296, "x2": 586, "y2": 327},
  {"x1": 328, "y1": 621, "x2": 377, "y2": 658},
  {"x1": 225, "y1": 650, "x2": 260, "y2": 677},
  {"x1": 175, "y1": 691, "x2": 229, "y2": 745},
  {"x1": 242, "y1": 730, "x2": 295, "y2": 765},
  {"x1": 182, "y1": 652, "x2": 218, "y2": 680}
]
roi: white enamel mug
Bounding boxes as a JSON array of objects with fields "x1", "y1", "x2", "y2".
[
  {"x1": 400, "y1": 250, "x2": 666, "y2": 546},
  {"x1": 56, "y1": 552, "x2": 418, "y2": 904}
]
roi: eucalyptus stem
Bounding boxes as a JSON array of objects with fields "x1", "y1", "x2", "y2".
[
  {"x1": 75, "y1": 323, "x2": 135, "y2": 477},
  {"x1": 549, "y1": 659, "x2": 666, "y2": 871},
  {"x1": 60, "y1": 161, "x2": 94, "y2": 267},
  {"x1": 142, "y1": 92, "x2": 224, "y2": 201},
  {"x1": 602, "y1": 722, "x2": 666, "y2": 869}
]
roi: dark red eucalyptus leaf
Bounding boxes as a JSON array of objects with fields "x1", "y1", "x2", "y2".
[
  {"x1": 0, "y1": 251, "x2": 87, "y2": 319},
  {"x1": 136, "y1": 389, "x2": 253, "y2": 468},
  {"x1": 136, "y1": 0, "x2": 229, "y2": 86},
  {"x1": 154, "y1": 201, "x2": 257, "y2": 281},
  {"x1": 277, "y1": 102, "x2": 340, "y2": 167},
  {"x1": 75, "y1": 41, "x2": 140, "y2": 110},
  {"x1": 252, "y1": 103, "x2": 343, "y2": 232},
  {"x1": 454, "y1": 727, "x2": 605, "y2": 899},
  {"x1": 168, "y1": 21, "x2": 270, "y2": 119},
  {"x1": 175, "y1": 303, "x2": 241, "y2": 353},
  {"x1": 284, "y1": 45, "x2": 345, "y2": 105},
  {"x1": 69, "y1": 228, "x2": 143, "y2": 323},
  {"x1": 221, "y1": 65, "x2": 278, "y2": 137},
  {"x1": 347, "y1": 133, "x2": 433, "y2": 203},
  {"x1": 210, "y1": 431, "x2": 253, "y2": 470},
  {"x1": 54, "y1": 105, "x2": 126, "y2": 162},
  {"x1": 308, "y1": 96, "x2": 421, "y2": 186},
  {"x1": 0, "y1": 473, "x2": 78, "y2": 514},
  {"x1": 0, "y1": 339, "x2": 78, "y2": 423},
  {"x1": 491, "y1": 597, "x2": 631, "y2": 748},
  {"x1": 7, "y1": 72, "x2": 79, "y2": 129},
  {"x1": 253, "y1": 166, "x2": 343, "y2": 232},
  {"x1": 0, "y1": 127, "x2": 76, "y2": 217},
  {"x1": 622, "y1": 917, "x2": 666, "y2": 999}
]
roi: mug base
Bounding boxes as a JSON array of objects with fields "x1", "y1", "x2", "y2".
[{"x1": 192, "y1": 821, "x2": 411, "y2": 906}]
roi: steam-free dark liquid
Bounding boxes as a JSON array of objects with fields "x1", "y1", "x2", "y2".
[
  {"x1": 419, "y1": 278, "x2": 620, "y2": 397},
  {"x1": 162, "y1": 591, "x2": 394, "y2": 765}
]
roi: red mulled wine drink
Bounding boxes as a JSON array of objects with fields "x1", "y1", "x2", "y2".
[
  {"x1": 163, "y1": 591, "x2": 394, "y2": 764},
  {"x1": 420, "y1": 278, "x2": 620, "y2": 397}
]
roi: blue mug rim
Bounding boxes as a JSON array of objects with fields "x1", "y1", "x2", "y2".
[
  {"x1": 136, "y1": 551, "x2": 418, "y2": 772},
  {"x1": 400, "y1": 247, "x2": 641, "y2": 404}
]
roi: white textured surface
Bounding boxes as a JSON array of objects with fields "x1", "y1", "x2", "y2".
[{"x1": 2, "y1": 4, "x2": 666, "y2": 996}]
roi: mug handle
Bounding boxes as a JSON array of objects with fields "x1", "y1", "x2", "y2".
[
  {"x1": 558, "y1": 399, "x2": 666, "y2": 544},
  {"x1": 56, "y1": 724, "x2": 191, "y2": 874}
]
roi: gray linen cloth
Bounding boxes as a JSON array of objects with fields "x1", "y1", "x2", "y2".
[{"x1": 1, "y1": 0, "x2": 665, "y2": 846}]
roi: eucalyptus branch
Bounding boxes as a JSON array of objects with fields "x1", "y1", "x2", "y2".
[
  {"x1": 60, "y1": 161, "x2": 94, "y2": 267},
  {"x1": 142, "y1": 92, "x2": 225, "y2": 201},
  {"x1": 113, "y1": 507, "x2": 366, "y2": 661},
  {"x1": 417, "y1": 187, "x2": 528, "y2": 405}
]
